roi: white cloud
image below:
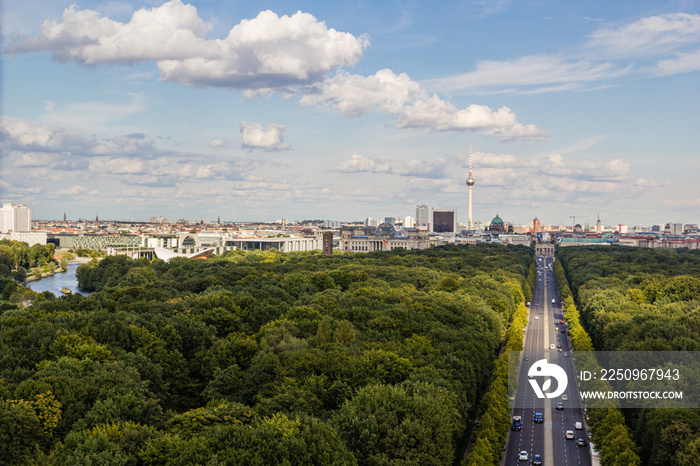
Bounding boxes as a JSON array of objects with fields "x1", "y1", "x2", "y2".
[
  {"x1": 5, "y1": 2, "x2": 368, "y2": 91},
  {"x1": 240, "y1": 122, "x2": 291, "y2": 151},
  {"x1": 40, "y1": 93, "x2": 147, "y2": 132},
  {"x1": 587, "y1": 13, "x2": 700, "y2": 57},
  {"x1": 57, "y1": 185, "x2": 88, "y2": 196},
  {"x1": 209, "y1": 138, "x2": 228, "y2": 147},
  {"x1": 335, "y1": 153, "x2": 448, "y2": 178},
  {"x1": 653, "y1": 48, "x2": 700, "y2": 76},
  {"x1": 89, "y1": 158, "x2": 145, "y2": 174},
  {"x1": 398, "y1": 98, "x2": 547, "y2": 140},
  {"x1": 426, "y1": 13, "x2": 700, "y2": 96},
  {"x1": 300, "y1": 69, "x2": 420, "y2": 116},
  {"x1": 542, "y1": 154, "x2": 630, "y2": 181},
  {"x1": 11, "y1": 151, "x2": 56, "y2": 167},
  {"x1": 427, "y1": 55, "x2": 627, "y2": 93},
  {"x1": 302, "y1": 69, "x2": 546, "y2": 141}
]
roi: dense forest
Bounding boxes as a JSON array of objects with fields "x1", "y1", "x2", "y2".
[
  {"x1": 0, "y1": 244, "x2": 533, "y2": 465},
  {"x1": 557, "y1": 246, "x2": 700, "y2": 466}
]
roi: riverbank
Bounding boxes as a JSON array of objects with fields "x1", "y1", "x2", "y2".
[
  {"x1": 25, "y1": 263, "x2": 89, "y2": 297},
  {"x1": 23, "y1": 257, "x2": 96, "y2": 282}
]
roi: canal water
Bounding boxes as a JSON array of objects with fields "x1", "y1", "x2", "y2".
[{"x1": 26, "y1": 262, "x2": 90, "y2": 296}]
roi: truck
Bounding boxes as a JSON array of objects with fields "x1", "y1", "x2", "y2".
[
  {"x1": 512, "y1": 416, "x2": 522, "y2": 431},
  {"x1": 534, "y1": 412, "x2": 543, "y2": 423}
]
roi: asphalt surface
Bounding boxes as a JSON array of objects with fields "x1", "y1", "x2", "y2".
[{"x1": 503, "y1": 255, "x2": 592, "y2": 466}]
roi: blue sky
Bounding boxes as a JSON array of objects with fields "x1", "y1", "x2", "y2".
[{"x1": 2, "y1": 0, "x2": 699, "y2": 227}]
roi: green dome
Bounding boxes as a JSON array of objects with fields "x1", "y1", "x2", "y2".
[{"x1": 491, "y1": 214, "x2": 504, "y2": 225}]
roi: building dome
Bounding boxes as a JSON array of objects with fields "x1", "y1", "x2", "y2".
[
  {"x1": 375, "y1": 223, "x2": 397, "y2": 237},
  {"x1": 491, "y1": 214, "x2": 504, "y2": 225}
]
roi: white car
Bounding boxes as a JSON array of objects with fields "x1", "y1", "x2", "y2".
[
  {"x1": 519, "y1": 451, "x2": 528, "y2": 461},
  {"x1": 566, "y1": 430, "x2": 574, "y2": 439},
  {"x1": 549, "y1": 344, "x2": 555, "y2": 350}
]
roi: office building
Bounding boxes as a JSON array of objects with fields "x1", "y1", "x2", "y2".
[{"x1": 432, "y1": 209, "x2": 458, "y2": 233}]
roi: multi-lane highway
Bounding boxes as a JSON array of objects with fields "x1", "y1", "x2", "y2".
[{"x1": 503, "y1": 255, "x2": 592, "y2": 466}]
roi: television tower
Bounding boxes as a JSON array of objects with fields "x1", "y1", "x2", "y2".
[{"x1": 466, "y1": 142, "x2": 475, "y2": 229}]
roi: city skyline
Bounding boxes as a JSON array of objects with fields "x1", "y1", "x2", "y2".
[{"x1": 2, "y1": 1, "x2": 699, "y2": 225}]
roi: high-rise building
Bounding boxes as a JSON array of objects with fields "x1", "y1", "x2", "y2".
[
  {"x1": 416, "y1": 205, "x2": 430, "y2": 230},
  {"x1": 365, "y1": 218, "x2": 380, "y2": 228},
  {"x1": 403, "y1": 216, "x2": 415, "y2": 228},
  {"x1": 669, "y1": 222, "x2": 683, "y2": 235},
  {"x1": 432, "y1": 209, "x2": 457, "y2": 233},
  {"x1": 533, "y1": 217, "x2": 541, "y2": 234},
  {"x1": 466, "y1": 142, "x2": 475, "y2": 229},
  {"x1": 0, "y1": 203, "x2": 31, "y2": 233}
]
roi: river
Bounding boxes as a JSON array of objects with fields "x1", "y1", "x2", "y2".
[{"x1": 26, "y1": 262, "x2": 91, "y2": 296}]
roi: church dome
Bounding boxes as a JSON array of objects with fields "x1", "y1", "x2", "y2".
[{"x1": 491, "y1": 214, "x2": 504, "y2": 225}]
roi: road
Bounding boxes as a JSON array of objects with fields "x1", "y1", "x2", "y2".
[{"x1": 503, "y1": 255, "x2": 591, "y2": 466}]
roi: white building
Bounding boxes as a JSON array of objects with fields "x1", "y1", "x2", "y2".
[
  {"x1": 0, "y1": 203, "x2": 31, "y2": 233},
  {"x1": 416, "y1": 205, "x2": 431, "y2": 230},
  {"x1": 499, "y1": 234, "x2": 533, "y2": 247},
  {"x1": 339, "y1": 224, "x2": 430, "y2": 253}
]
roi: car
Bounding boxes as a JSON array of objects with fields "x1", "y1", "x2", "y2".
[
  {"x1": 560, "y1": 320, "x2": 565, "y2": 324},
  {"x1": 540, "y1": 311, "x2": 543, "y2": 314},
  {"x1": 557, "y1": 344, "x2": 561, "y2": 348},
  {"x1": 562, "y1": 394, "x2": 569, "y2": 401},
  {"x1": 561, "y1": 329, "x2": 565, "y2": 333},
  {"x1": 577, "y1": 438, "x2": 586, "y2": 446},
  {"x1": 509, "y1": 395, "x2": 515, "y2": 401},
  {"x1": 555, "y1": 326, "x2": 559, "y2": 331},
  {"x1": 575, "y1": 422, "x2": 583, "y2": 430},
  {"x1": 556, "y1": 402, "x2": 563, "y2": 410},
  {"x1": 563, "y1": 352, "x2": 568, "y2": 357},
  {"x1": 501, "y1": 444, "x2": 507, "y2": 451},
  {"x1": 535, "y1": 316, "x2": 539, "y2": 320},
  {"x1": 566, "y1": 430, "x2": 574, "y2": 439},
  {"x1": 533, "y1": 454, "x2": 542, "y2": 465},
  {"x1": 519, "y1": 451, "x2": 528, "y2": 461},
  {"x1": 524, "y1": 355, "x2": 529, "y2": 361},
  {"x1": 549, "y1": 344, "x2": 555, "y2": 350}
]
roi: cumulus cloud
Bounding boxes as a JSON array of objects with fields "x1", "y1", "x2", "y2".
[
  {"x1": 335, "y1": 153, "x2": 448, "y2": 178},
  {"x1": 398, "y1": 98, "x2": 547, "y2": 140},
  {"x1": 5, "y1": 1, "x2": 368, "y2": 91},
  {"x1": 542, "y1": 153, "x2": 630, "y2": 181},
  {"x1": 1, "y1": 117, "x2": 253, "y2": 192},
  {"x1": 240, "y1": 122, "x2": 291, "y2": 151},
  {"x1": 301, "y1": 69, "x2": 546, "y2": 140},
  {"x1": 300, "y1": 69, "x2": 420, "y2": 116}
]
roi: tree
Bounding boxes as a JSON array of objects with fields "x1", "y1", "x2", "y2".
[
  {"x1": 333, "y1": 382, "x2": 459, "y2": 465},
  {"x1": 14, "y1": 265, "x2": 27, "y2": 283},
  {"x1": 0, "y1": 399, "x2": 48, "y2": 465}
]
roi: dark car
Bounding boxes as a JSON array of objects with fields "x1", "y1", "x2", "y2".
[
  {"x1": 533, "y1": 454, "x2": 542, "y2": 465},
  {"x1": 577, "y1": 438, "x2": 586, "y2": 446}
]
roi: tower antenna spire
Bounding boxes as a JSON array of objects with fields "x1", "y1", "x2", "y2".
[{"x1": 466, "y1": 142, "x2": 475, "y2": 229}]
